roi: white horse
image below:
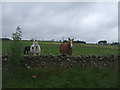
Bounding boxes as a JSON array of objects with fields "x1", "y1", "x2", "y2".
[{"x1": 30, "y1": 40, "x2": 41, "y2": 56}]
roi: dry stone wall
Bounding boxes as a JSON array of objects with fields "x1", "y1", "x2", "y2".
[{"x1": 2, "y1": 54, "x2": 119, "y2": 69}]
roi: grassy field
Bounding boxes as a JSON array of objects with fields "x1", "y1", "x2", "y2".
[
  {"x1": 2, "y1": 64, "x2": 118, "y2": 88},
  {"x1": 2, "y1": 40, "x2": 118, "y2": 56},
  {"x1": 2, "y1": 40, "x2": 119, "y2": 88}
]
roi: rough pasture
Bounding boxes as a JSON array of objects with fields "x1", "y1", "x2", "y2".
[{"x1": 2, "y1": 40, "x2": 119, "y2": 88}]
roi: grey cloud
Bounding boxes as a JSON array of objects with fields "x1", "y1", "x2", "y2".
[{"x1": 2, "y1": 2, "x2": 118, "y2": 43}]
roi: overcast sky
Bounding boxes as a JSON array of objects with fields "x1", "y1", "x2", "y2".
[{"x1": 2, "y1": 2, "x2": 118, "y2": 43}]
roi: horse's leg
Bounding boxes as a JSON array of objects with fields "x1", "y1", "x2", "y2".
[
  {"x1": 68, "y1": 50, "x2": 72, "y2": 56},
  {"x1": 33, "y1": 53, "x2": 36, "y2": 56},
  {"x1": 37, "y1": 52, "x2": 40, "y2": 56},
  {"x1": 27, "y1": 50, "x2": 29, "y2": 54},
  {"x1": 24, "y1": 50, "x2": 26, "y2": 55}
]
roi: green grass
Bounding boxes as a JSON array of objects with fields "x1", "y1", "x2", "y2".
[
  {"x1": 73, "y1": 44, "x2": 118, "y2": 56},
  {"x1": 2, "y1": 40, "x2": 118, "y2": 56},
  {"x1": 2, "y1": 64, "x2": 118, "y2": 88},
  {"x1": 2, "y1": 40, "x2": 118, "y2": 88}
]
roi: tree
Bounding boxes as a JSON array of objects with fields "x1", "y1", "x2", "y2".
[
  {"x1": 74, "y1": 40, "x2": 86, "y2": 44},
  {"x1": 98, "y1": 40, "x2": 107, "y2": 45},
  {"x1": 59, "y1": 40, "x2": 62, "y2": 42},
  {"x1": 12, "y1": 26, "x2": 22, "y2": 40},
  {"x1": 110, "y1": 42, "x2": 119, "y2": 45},
  {"x1": 52, "y1": 39, "x2": 54, "y2": 41},
  {"x1": 63, "y1": 40, "x2": 67, "y2": 43},
  {"x1": 30, "y1": 38, "x2": 34, "y2": 42}
]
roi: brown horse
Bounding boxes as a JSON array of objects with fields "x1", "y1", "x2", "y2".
[{"x1": 60, "y1": 38, "x2": 74, "y2": 56}]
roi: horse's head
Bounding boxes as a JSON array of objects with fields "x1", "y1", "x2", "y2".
[
  {"x1": 33, "y1": 41, "x2": 38, "y2": 46},
  {"x1": 68, "y1": 38, "x2": 74, "y2": 47},
  {"x1": 32, "y1": 39, "x2": 38, "y2": 45},
  {"x1": 35, "y1": 42, "x2": 39, "y2": 46},
  {"x1": 30, "y1": 40, "x2": 40, "y2": 55}
]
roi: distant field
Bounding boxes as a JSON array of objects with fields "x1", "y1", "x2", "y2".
[{"x1": 2, "y1": 40, "x2": 118, "y2": 56}]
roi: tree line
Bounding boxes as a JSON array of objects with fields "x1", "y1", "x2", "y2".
[{"x1": 2, "y1": 26, "x2": 119, "y2": 45}]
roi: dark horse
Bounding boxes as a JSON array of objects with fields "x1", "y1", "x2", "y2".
[
  {"x1": 24, "y1": 46, "x2": 30, "y2": 55},
  {"x1": 60, "y1": 38, "x2": 74, "y2": 56}
]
